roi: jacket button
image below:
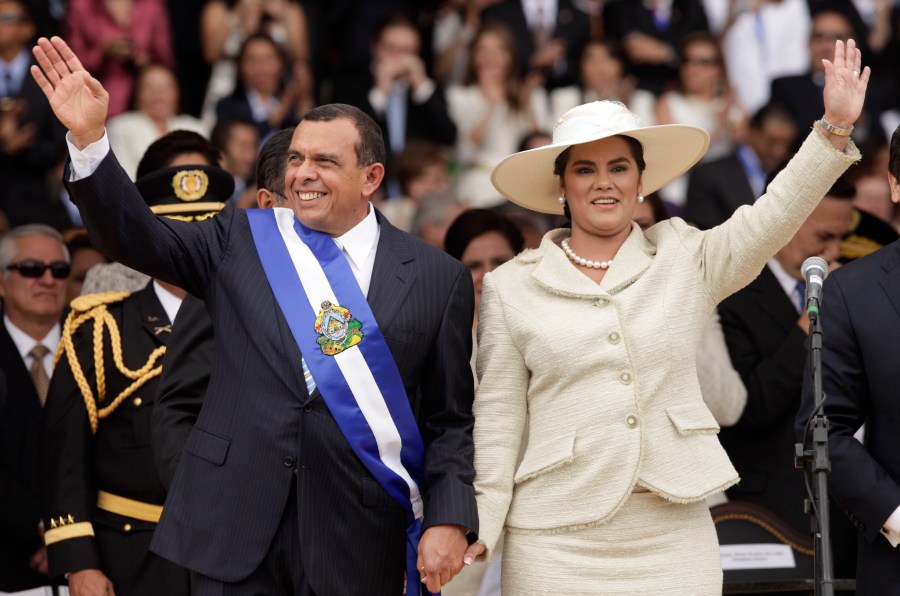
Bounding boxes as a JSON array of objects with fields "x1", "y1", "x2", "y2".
[
  {"x1": 303, "y1": 404, "x2": 313, "y2": 413},
  {"x1": 133, "y1": 397, "x2": 142, "y2": 407},
  {"x1": 123, "y1": 523, "x2": 132, "y2": 532},
  {"x1": 283, "y1": 456, "x2": 294, "y2": 467},
  {"x1": 594, "y1": 298, "x2": 609, "y2": 308},
  {"x1": 626, "y1": 415, "x2": 639, "y2": 428},
  {"x1": 620, "y1": 371, "x2": 632, "y2": 384},
  {"x1": 608, "y1": 331, "x2": 621, "y2": 344}
]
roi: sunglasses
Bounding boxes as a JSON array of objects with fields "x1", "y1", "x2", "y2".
[{"x1": 6, "y1": 260, "x2": 71, "y2": 279}]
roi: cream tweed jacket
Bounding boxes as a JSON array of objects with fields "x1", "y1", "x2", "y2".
[{"x1": 473, "y1": 129, "x2": 860, "y2": 556}]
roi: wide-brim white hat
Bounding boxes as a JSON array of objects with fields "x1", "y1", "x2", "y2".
[{"x1": 490, "y1": 100, "x2": 710, "y2": 214}]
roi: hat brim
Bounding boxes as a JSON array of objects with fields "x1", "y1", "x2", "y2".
[{"x1": 490, "y1": 124, "x2": 710, "y2": 214}]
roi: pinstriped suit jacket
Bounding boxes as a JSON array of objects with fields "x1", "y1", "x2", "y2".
[{"x1": 65, "y1": 153, "x2": 478, "y2": 594}]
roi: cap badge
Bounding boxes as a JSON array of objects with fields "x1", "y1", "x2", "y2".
[
  {"x1": 314, "y1": 300, "x2": 363, "y2": 356},
  {"x1": 172, "y1": 169, "x2": 210, "y2": 202}
]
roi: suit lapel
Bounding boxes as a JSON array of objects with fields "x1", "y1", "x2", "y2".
[
  {"x1": 367, "y1": 211, "x2": 416, "y2": 331},
  {"x1": 752, "y1": 266, "x2": 800, "y2": 330},
  {"x1": 878, "y1": 241, "x2": 900, "y2": 318},
  {"x1": 135, "y1": 283, "x2": 172, "y2": 346},
  {"x1": 0, "y1": 321, "x2": 42, "y2": 420}
]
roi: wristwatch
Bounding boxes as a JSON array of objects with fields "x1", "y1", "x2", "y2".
[{"x1": 818, "y1": 117, "x2": 854, "y2": 136}]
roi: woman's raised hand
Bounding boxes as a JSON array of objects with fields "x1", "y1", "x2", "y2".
[
  {"x1": 822, "y1": 38, "x2": 870, "y2": 130},
  {"x1": 31, "y1": 37, "x2": 109, "y2": 149}
]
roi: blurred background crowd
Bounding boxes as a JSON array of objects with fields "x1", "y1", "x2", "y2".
[{"x1": 3, "y1": 0, "x2": 900, "y2": 242}]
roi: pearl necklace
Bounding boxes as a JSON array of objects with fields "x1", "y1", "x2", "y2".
[{"x1": 561, "y1": 238, "x2": 613, "y2": 270}]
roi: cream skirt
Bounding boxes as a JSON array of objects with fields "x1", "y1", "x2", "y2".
[{"x1": 501, "y1": 491, "x2": 722, "y2": 595}]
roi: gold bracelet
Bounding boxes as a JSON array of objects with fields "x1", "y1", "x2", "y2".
[{"x1": 818, "y1": 117, "x2": 854, "y2": 136}]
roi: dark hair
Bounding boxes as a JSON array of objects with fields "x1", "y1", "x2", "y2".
[
  {"x1": 136, "y1": 130, "x2": 222, "y2": 179},
  {"x1": 553, "y1": 136, "x2": 646, "y2": 220},
  {"x1": 517, "y1": 131, "x2": 552, "y2": 152},
  {"x1": 464, "y1": 22, "x2": 522, "y2": 111},
  {"x1": 234, "y1": 32, "x2": 286, "y2": 94},
  {"x1": 210, "y1": 116, "x2": 258, "y2": 152},
  {"x1": 392, "y1": 140, "x2": 447, "y2": 195},
  {"x1": 825, "y1": 176, "x2": 856, "y2": 200},
  {"x1": 128, "y1": 63, "x2": 179, "y2": 113},
  {"x1": 256, "y1": 127, "x2": 295, "y2": 196},
  {"x1": 749, "y1": 101, "x2": 795, "y2": 131},
  {"x1": 891, "y1": 124, "x2": 900, "y2": 184},
  {"x1": 373, "y1": 12, "x2": 420, "y2": 45},
  {"x1": 0, "y1": 0, "x2": 33, "y2": 24},
  {"x1": 643, "y1": 192, "x2": 670, "y2": 225},
  {"x1": 303, "y1": 103, "x2": 386, "y2": 167},
  {"x1": 444, "y1": 209, "x2": 525, "y2": 261}
]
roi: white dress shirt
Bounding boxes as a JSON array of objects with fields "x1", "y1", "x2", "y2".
[
  {"x1": 4, "y1": 315, "x2": 60, "y2": 379},
  {"x1": 153, "y1": 281, "x2": 184, "y2": 324}
]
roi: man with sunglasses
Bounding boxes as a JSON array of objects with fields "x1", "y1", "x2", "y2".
[
  {"x1": 38, "y1": 131, "x2": 233, "y2": 596},
  {"x1": 0, "y1": 223, "x2": 69, "y2": 593}
]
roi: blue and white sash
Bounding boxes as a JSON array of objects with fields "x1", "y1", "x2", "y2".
[{"x1": 247, "y1": 208, "x2": 430, "y2": 594}]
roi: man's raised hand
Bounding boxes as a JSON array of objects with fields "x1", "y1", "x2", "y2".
[{"x1": 31, "y1": 37, "x2": 108, "y2": 149}]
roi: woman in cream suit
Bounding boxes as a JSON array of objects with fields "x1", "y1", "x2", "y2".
[{"x1": 462, "y1": 40, "x2": 870, "y2": 594}]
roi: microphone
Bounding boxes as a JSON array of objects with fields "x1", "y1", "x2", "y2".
[{"x1": 800, "y1": 256, "x2": 828, "y2": 315}]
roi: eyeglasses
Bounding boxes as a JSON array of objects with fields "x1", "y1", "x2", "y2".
[
  {"x1": 811, "y1": 31, "x2": 848, "y2": 43},
  {"x1": 682, "y1": 57, "x2": 719, "y2": 67},
  {"x1": 6, "y1": 260, "x2": 71, "y2": 279},
  {"x1": 0, "y1": 13, "x2": 25, "y2": 24}
]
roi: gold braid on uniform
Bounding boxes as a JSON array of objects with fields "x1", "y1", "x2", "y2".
[{"x1": 55, "y1": 292, "x2": 167, "y2": 434}]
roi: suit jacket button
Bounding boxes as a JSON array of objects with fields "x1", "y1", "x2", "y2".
[
  {"x1": 620, "y1": 371, "x2": 633, "y2": 384},
  {"x1": 608, "y1": 331, "x2": 621, "y2": 344},
  {"x1": 283, "y1": 456, "x2": 294, "y2": 467},
  {"x1": 303, "y1": 404, "x2": 313, "y2": 413},
  {"x1": 626, "y1": 415, "x2": 639, "y2": 428}
]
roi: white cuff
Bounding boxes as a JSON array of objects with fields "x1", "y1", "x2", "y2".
[
  {"x1": 411, "y1": 79, "x2": 436, "y2": 104},
  {"x1": 368, "y1": 88, "x2": 388, "y2": 115},
  {"x1": 66, "y1": 130, "x2": 110, "y2": 181},
  {"x1": 880, "y1": 504, "x2": 900, "y2": 547}
]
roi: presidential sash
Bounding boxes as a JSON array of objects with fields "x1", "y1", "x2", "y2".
[{"x1": 247, "y1": 208, "x2": 431, "y2": 594}]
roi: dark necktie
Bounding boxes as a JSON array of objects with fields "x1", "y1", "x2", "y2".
[{"x1": 795, "y1": 280, "x2": 806, "y2": 313}]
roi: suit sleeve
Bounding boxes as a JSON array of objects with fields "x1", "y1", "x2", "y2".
[
  {"x1": 153, "y1": 296, "x2": 213, "y2": 490},
  {"x1": 718, "y1": 289, "x2": 807, "y2": 433},
  {"x1": 39, "y1": 323, "x2": 102, "y2": 577},
  {"x1": 796, "y1": 274, "x2": 900, "y2": 543},
  {"x1": 64, "y1": 152, "x2": 235, "y2": 298},
  {"x1": 419, "y1": 264, "x2": 478, "y2": 536}
]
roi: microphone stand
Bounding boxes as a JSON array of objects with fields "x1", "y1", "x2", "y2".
[{"x1": 795, "y1": 302, "x2": 835, "y2": 596}]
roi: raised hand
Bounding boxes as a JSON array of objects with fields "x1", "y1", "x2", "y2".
[
  {"x1": 30, "y1": 37, "x2": 109, "y2": 149},
  {"x1": 822, "y1": 38, "x2": 870, "y2": 130}
]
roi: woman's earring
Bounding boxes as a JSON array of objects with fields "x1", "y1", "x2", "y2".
[
  {"x1": 558, "y1": 194, "x2": 567, "y2": 205},
  {"x1": 637, "y1": 193, "x2": 645, "y2": 203}
]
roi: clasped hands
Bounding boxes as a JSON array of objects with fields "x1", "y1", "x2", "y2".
[{"x1": 416, "y1": 524, "x2": 486, "y2": 593}]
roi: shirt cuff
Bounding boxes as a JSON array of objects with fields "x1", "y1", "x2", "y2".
[
  {"x1": 368, "y1": 88, "x2": 387, "y2": 115},
  {"x1": 66, "y1": 130, "x2": 110, "y2": 181},
  {"x1": 411, "y1": 79, "x2": 436, "y2": 104},
  {"x1": 881, "y1": 505, "x2": 900, "y2": 547}
]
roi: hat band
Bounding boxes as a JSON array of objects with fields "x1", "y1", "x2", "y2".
[{"x1": 150, "y1": 202, "x2": 226, "y2": 216}]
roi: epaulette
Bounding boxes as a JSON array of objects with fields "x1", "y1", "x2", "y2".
[
  {"x1": 69, "y1": 290, "x2": 132, "y2": 313},
  {"x1": 56, "y1": 291, "x2": 166, "y2": 434}
]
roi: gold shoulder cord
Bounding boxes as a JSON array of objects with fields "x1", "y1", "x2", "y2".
[{"x1": 54, "y1": 292, "x2": 167, "y2": 434}]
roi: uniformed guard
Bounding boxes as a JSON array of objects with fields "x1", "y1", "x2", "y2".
[{"x1": 39, "y1": 145, "x2": 233, "y2": 596}]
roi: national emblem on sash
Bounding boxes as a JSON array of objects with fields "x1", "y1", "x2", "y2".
[{"x1": 314, "y1": 300, "x2": 364, "y2": 355}]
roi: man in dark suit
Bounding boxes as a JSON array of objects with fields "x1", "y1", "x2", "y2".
[
  {"x1": 33, "y1": 36, "x2": 477, "y2": 595},
  {"x1": 0, "y1": 224, "x2": 69, "y2": 592},
  {"x1": 331, "y1": 13, "x2": 456, "y2": 161},
  {"x1": 795, "y1": 125, "x2": 900, "y2": 593},
  {"x1": 686, "y1": 101, "x2": 798, "y2": 230},
  {"x1": 153, "y1": 127, "x2": 295, "y2": 490},
  {"x1": 481, "y1": 0, "x2": 591, "y2": 90},
  {"x1": 0, "y1": 0, "x2": 66, "y2": 227},
  {"x1": 719, "y1": 179, "x2": 857, "y2": 576},
  {"x1": 39, "y1": 131, "x2": 233, "y2": 596},
  {"x1": 603, "y1": 0, "x2": 709, "y2": 96}
]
